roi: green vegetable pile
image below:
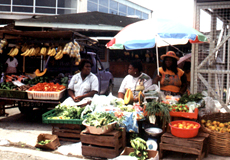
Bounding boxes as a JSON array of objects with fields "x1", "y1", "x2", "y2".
[
  {"x1": 84, "y1": 112, "x2": 119, "y2": 128},
  {"x1": 0, "y1": 82, "x2": 17, "y2": 90},
  {"x1": 129, "y1": 137, "x2": 148, "y2": 160},
  {"x1": 53, "y1": 104, "x2": 85, "y2": 119},
  {"x1": 38, "y1": 140, "x2": 51, "y2": 145},
  {"x1": 145, "y1": 100, "x2": 171, "y2": 124},
  {"x1": 178, "y1": 93, "x2": 204, "y2": 104},
  {"x1": 22, "y1": 76, "x2": 49, "y2": 85}
]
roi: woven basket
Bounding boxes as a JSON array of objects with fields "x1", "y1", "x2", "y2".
[{"x1": 200, "y1": 112, "x2": 230, "y2": 156}]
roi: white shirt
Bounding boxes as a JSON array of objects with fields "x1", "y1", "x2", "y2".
[
  {"x1": 68, "y1": 72, "x2": 99, "y2": 97},
  {"x1": 5, "y1": 58, "x2": 18, "y2": 67},
  {"x1": 118, "y1": 73, "x2": 152, "y2": 97}
]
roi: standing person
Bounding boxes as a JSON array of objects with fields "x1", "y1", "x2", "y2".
[
  {"x1": 152, "y1": 51, "x2": 187, "y2": 96},
  {"x1": 5, "y1": 56, "x2": 18, "y2": 74},
  {"x1": 118, "y1": 60, "x2": 152, "y2": 102},
  {"x1": 62, "y1": 59, "x2": 99, "y2": 105},
  {"x1": 183, "y1": 61, "x2": 191, "y2": 94}
]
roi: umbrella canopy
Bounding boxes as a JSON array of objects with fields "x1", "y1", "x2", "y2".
[
  {"x1": 106, "y1": 18, "x2": 208, "y2": 50},
  {"x1": 177, "y1": 53, "x2": 191, "y2": 69}
]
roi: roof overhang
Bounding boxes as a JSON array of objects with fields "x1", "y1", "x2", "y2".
[{"x1": 15, "y1": 21, "x2": 124, "y2": 31}]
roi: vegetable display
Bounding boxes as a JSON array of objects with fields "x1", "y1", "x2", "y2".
[
  {"x1": 84, "y1": 112, "x2": 119, "y2": 128},
  {"x1": 124, "y1": 89, "x2": 134, "y2": 105},
  {"x1": 129, "y1": 137, "x2": 148, "y2": 160},
  {"x1": 178, "y1": 93, "x2": 204, "y2": 104},
  {"x1": 144, "y1": 101, "x2": 171, "y2": 124},
  {"x1": 47, "y1": 104, "x2": 85, "y2": 119},
  {"x1": 38, "y1": 140, "x2": 51, "y2": 145},
  {"x1": 169, "y1": 104, "x2": 189, "y2": 112},
  {"x1": 28, "y1": 82, "x2": 65, "y2": 91}
]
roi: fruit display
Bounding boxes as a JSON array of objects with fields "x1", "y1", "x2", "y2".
[
  {"x1": 172, "y1": 121, "x2": 199, "y2": 129},
  {"x1": 178, "y1": 92, "x2": 204, "y2": 104},
  {"x1": 201, "y1": 119, "x2": 230, "y2": 133},
  {"x1": 129, "y1": 137, "x2": 148, "y2": 160},
  {"x1": 124, "y1": 89, "x2": 134, "y2": 105},
  {"x1": 7, "y1": 46, "x2": 20, "y2": 57},
  {"x1": 35, "y1": 68, "x2": 47, "y2": 77},
  {"x1": 0, "y1": 39, "x2": 7, "y2": 54},
  {"x1": 169, "y1": 104, "x2": 189, "y2": 112},
  {"x1": 28, "y1": 82, "x2": 65, "y2": 91}
]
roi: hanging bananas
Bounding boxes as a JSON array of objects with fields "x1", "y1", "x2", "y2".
[
  {"x1": 54, "y1": 48, "x2": 63, "y2": 60},
  {"x1": 8, "y1": 47, "x2": 19, "y2": 57},
  {"x1": 40, "y1": 47, "x2": 47, "y2": 56}
]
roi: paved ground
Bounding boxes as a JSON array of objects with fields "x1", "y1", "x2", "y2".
[{"x1": 0, "y1": 88, "x2": 230, "y2": 159}]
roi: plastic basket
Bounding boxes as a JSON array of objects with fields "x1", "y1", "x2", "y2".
[
  {"x1": 0, "y1": 89, "x2": 27, "y2": 99},
  {"x1": 169, "y1": 120, "x2": 200, "y2": 138},
  {"x1": 26, "y1": 89, "x2": 65, "y2": 100},
  {"x1": 42, "y1": 109, "x2": 83, "y2": 125},
  {"x1": 169, "y1": 108, "x2": 199, "y2": 119}
]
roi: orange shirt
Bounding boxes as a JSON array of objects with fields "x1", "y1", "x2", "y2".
[{"x1": 159, "y1": 67, "x2": 184, "y2": 93}]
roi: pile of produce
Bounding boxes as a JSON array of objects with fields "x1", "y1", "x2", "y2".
[
  {"x1": 22, "y1": 76, "x2": 49, "y2": 85},
  {"x1": 144, "y1": 101, "x2": 171, "y2": 124},
  {"x1": 50, "y1": 73, "x2": 69, "y2": 86},
  {"x1": 5, "y1": 74, "x2": 27, "y2": 82},
  {"x1": 172, "y1": 121, "x2": 199, "y2": 129},
  {"x1": 0, "y1": 82, "x2": 31, "y2": 91},
  {"x1": 178, "y1": 93, "x2": 204, "y2": 104},
  {"x1": 84, "y1": 112, "x2": 120, "y2": 128},
  {"x1": 48, "y1": 104, "x2": 85, "y2": 119},
  {"x1": 201, "y1": 119, "x2": 230, "y2": 133},
  {"x1": 28, "y1": 82, "x2": 65, "y2": 91},
  {"x1": 129, "y1": 137, "x2": 148, "y2": 160},
  {"x1": 38, "y1": 140, "x2": 51, "y2": 145},
  {"x1": 169, "y1": 104, "x2": 189, "y2": 112}
]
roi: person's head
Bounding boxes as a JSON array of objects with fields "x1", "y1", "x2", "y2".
[
  {"x1": 128, "y1": 60, "x2": 143, "y2": 77},
  {"x1": 78, "y1": 59, "x2": 93, "y2": 75},
  {"x1": 161, "y1": 51, "x2": 179, "y2": 74}
]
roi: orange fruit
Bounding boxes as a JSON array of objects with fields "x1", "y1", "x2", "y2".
[
  {"x1": 219, "y1": 123, "x2": 225, "y2": 128},
  {"x1": 173, "y1": 124, "x2": 178, "y2": 127}
]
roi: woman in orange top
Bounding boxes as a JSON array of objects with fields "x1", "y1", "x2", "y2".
[{"x1": 153, "y1": 51, "x2": 187, "y2": 96}]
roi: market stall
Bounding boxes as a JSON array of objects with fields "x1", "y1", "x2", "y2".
[{"x1": 0, "y1": 29, "x2": 97, "y2": 115}]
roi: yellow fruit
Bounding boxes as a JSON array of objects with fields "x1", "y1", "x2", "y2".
[
  {"x1": 219, "y1": 123, "x2": 225, "y2": 128},
  {"x1": 201, "y1": 119, "x2": 206, "y2": 124},
  {"x1": 206, "y1": 123, "x2": 211, "y2": 127},
  {"x1": 212, "y1": 121, "x2": 217, "y2": 125}
]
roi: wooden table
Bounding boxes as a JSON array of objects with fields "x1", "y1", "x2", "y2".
[{"x1": 159, "y1": 132, "x2": 209, "y2": 160}]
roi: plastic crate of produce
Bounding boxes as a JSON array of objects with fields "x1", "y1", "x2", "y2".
[
  {"x1": 169, "y1": 108, "x2": 199, "y2": 119},
  {"x1": 0, "y1": 89, "x2": 27, "y2": 99},
  {"x1": 42, "y1": 109, "x2": 83, "y2": 125},
  {"x1": 26, "y1": 89, "x2": 65, "y2": 100}
]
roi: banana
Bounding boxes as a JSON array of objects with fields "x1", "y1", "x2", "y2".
[
  {"x1": 54, "y1": 50, "x2": 63, "y2": 60},
  {"x1": 40, "y1": 47, "x2": 47, "y2": 56},
  {"x1": 8, "y1": 48, "x2": 14, "y2": 56},
  {"x1": 50, "y1": 48, "x2": 56, "y2": 56},
  {"x1": 35, "y1": 47, "x2": 41, "y2": 56},
  {"x1": 47, "y1": 47, "x2": 52, "y2": 56},
  {"x1": 21, "y1": 48, "x2": 30, "y2": 56},
  {"x1": 29, "y1": 48, "x2": 35, "y2": 56},
  {"x1": 13, "y1": 48, "x2": 19, "y2": 56}
]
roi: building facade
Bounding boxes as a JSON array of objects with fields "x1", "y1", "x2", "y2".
[{"x1": 0, "y1": 0, "x2": 152, "y2": 24}]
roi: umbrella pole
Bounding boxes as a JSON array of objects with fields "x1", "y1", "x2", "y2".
[{"x1": 155, "y1": 44, "x2": 160, "y2": 88}]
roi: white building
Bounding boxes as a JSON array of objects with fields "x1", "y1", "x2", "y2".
[{"x1": 0, "y1": 0, "x2": 152, "y2": 24}]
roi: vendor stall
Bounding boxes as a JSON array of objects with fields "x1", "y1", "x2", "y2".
[{"x1": 0, "y1": 29, "x2": 97, "y2": 114}]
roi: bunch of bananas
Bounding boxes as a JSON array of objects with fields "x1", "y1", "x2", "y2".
[
  {"x1": 21, "y1": 44, "x2": 29, "y2": 53},
  {"x1": 40, "y1": 47, "x2": 47, "y2": 56},
  {"x1": 8, "y1": 47, "x2": 19, "y2": 57},
  {"x1": 0, "y1": 39, "x2": 7, "y2": 54},
  {"x1": 129, "y1": 137, "x2": 148, "y2": 160},
  {"x1": 54, "y1": 46, "x2": 63, "y2": 60},
  {"x1": 21, "y1": 48, "x2": 35, "y2": 56},
  {"x1": 47, "y1": 47, "x2": 56, "y2": 56}
]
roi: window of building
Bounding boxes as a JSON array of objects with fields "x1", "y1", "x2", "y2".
[
  {"x1": 0, "y1": 6, "x2": 10, "y2": 12},
  {"x1": 135, "y1": 9, "x2": 142, "y2": 18},
  {"x1": 109, "y1": 9, "x2": 117, "y2": 14},
  {"x1": 13, "y1": 0, "x2": 33, "y2": 6},
  {"x1": 128, "y1": 7, "x2": 135, "y2": 16},
  {"x1": 58, "y1": 9, "x2": 76, "y2": 14},
  {"x1": 99, "y1": 5, "x2": 108, "y2": 13},
  {"x1": 118, "y1": 3, "x2": 126, "y2": 15},
  {"x1": 88, "y1": 1, "x2": 97, "y2": 11},
  {"x1": 110, "y1": 0, "x2": 118, "y2": 11},
  {"x1": 0, "y1": 0, "x2": 10, "y2": 4},
  {"x1": 58, "y1": 0, "x2": 77, "y2": 8},
  {"x1": 142, "y1": 13, "x2": 149, "y2": 19},
  {"x1": 36, "y1": 8, "x2": 55, "y2": 14},
  {"x1": 36, "y1": 0, "x2": 56, "y2": 7},
  {"x1": 99, "y1": 0, "x2": 108, "y2": 7},
  {"x1": 13, "y1": 6, "x2": 33, "y2": 13}
]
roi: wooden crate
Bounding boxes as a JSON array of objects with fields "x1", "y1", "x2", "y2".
[
  {"x1": 80, "y1": 128, "x2": 126, "y2": 159},
  {"x1": 52, "y1": 124, "x2": 85, "y2": 142},
  {"x1": 159, "y1": 132, "x2": 209, "y2": 160}
]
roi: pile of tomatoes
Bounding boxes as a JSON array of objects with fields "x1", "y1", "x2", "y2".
[{"x1": 28, "y1": 82, "x2": 66, "y2": 92}]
